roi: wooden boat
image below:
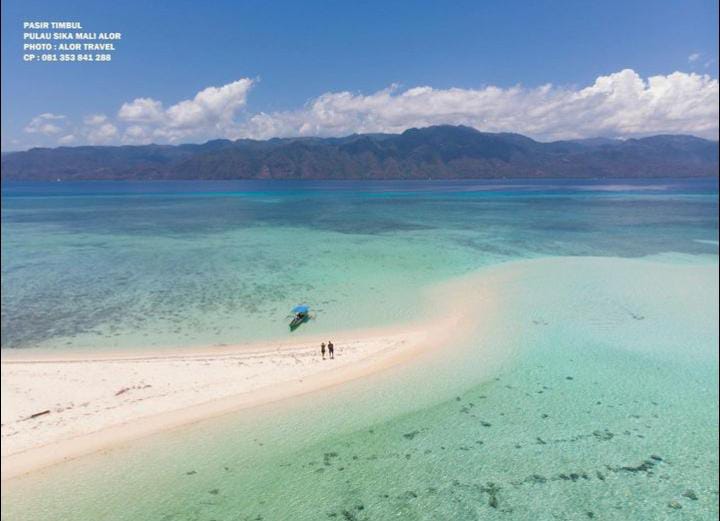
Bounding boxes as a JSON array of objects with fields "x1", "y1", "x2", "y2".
[{"x1": 289, "y1": 305, "x2": 310, "y2": 331}]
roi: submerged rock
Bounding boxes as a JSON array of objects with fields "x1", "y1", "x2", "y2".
[
  {"x1": 341, "y1": 509, "x2": 358, "y2": 521},
  {"x1": 323, "y1": 452, "x2": 339, "y2": 466},
  {"x1": 482, "y1": 482, "x2": 500, "y2": 509},
  {"x1": 682, "y1": 489, "x2": 698, "y2": 500},
  {"x1": 399, "y1": 490, "x2": 418, "y2": 500},
  {"x1": 593, "y1": 429, "x2": 614, "y2": 441},
  {"x1": 611, "y1": 458, "x2": 658, "y2": 473}
]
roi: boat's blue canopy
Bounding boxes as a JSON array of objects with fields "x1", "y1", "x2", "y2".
[{"x1": 292, "y1": 305, "x2": 309, "y2": 313}]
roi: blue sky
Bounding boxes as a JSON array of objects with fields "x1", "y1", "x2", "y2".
[{"x1": 2, "y1": 0, "x2": 718, "y2": 150}]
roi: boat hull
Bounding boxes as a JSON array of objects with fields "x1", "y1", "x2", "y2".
[{"x1": 289, "y1": 314, "x2": 309, "y2": 331}]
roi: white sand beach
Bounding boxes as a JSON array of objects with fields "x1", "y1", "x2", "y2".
[{"x1": 1, "y1": 272, "x2": 497, "y2": 481}]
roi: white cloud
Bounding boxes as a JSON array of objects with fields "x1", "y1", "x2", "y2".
[
  {"x1": 58, "y1": 134, "x2": 76, "y2": 145},
  {"x1": 83, "y1": 114, "x2": 109, "y2": 126},
  {"x1": 236, "y1": 69, "x2": 719, "y2": 141},
  {"x1": 121, "y1": 125, "x2": 150, "y2": 144},
  {"x1": 688, "y1": 53, "x2": 701, "y2": 62},
  {"x1": 73, "y1": 113, "x2": 118, "y2": 144},
  {"x1": 20, "y1": 70, "x2": 720, "y2": 149},
  {"x1": 117, "y1": 78, "x2": 255, "y2": 142},
  {"x1": 166, "y1": 79, "x2": 254, "y2": 129},
  {"x1": 86, "y1": 123, "x2": 119, "y2": 144},
  {"x1": 118, "y1": 98, "x2": 164, "y2": 124},
  {"x1": 24, "y1": 113, "x2": 66, "y2": 135}
]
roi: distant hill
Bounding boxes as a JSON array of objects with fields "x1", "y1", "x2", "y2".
[{"x1": 2, "y1": 126, "x2": 717, "y2": 180}]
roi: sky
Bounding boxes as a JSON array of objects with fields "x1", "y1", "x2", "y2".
[{"x1": 1, "y1": 0, "x2": 718, "y2": 150}]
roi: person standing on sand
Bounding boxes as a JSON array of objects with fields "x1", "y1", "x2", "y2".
[
  {"x1": 328, "y1": 341, "x2": 334, "y2": 359},
  {"x1": 321, "y1": 342, "x2": 326, "y2": 360}
]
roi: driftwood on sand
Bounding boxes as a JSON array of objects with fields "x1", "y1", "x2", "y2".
[{"x1": 24, "y1": 410, "x2": 51, "y2": 421}]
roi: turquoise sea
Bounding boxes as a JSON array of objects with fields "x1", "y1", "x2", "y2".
[{"x1": 1, "y1": 179, "x2": 718, "y2": 520}]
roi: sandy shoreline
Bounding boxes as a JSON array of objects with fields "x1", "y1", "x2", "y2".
[{"x1": 1, "y1": 273, "x2": 491, "y2": 482}]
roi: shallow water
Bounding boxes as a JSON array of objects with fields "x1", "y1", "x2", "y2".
[
  {"x1": 1, "y1": 179, "x2": 718, "y2": 520},
  {"x1": 2, "y1": 179, "x2": 717, "y2": 351}
]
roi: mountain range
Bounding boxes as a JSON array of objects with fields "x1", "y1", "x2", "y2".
[{"x1": 2, "y1": 125, "x2": 717, "y2": 180}]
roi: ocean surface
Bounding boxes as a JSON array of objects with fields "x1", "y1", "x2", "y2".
[{"x1": 1, "y1": 179, "x2": 718, "y2": 520}]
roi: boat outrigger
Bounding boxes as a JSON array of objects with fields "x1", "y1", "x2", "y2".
[{"x1": 289, "y1": 305, "x2": 311, "y2": 331}]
